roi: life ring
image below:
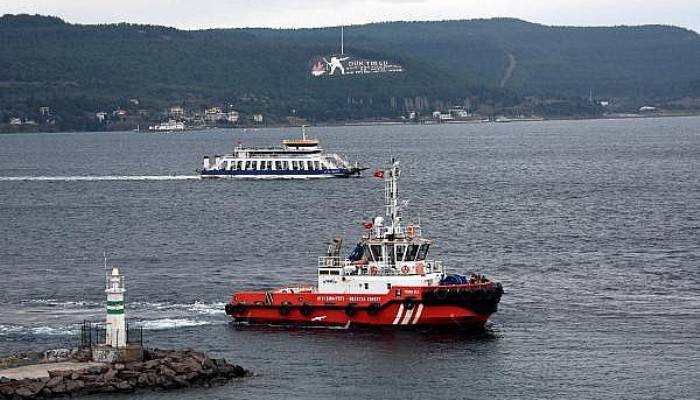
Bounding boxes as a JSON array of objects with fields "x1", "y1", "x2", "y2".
[
  {"x1": 415, "y1": 263, "x2": 425, "y2": 275},
  {"x1": 404, "y1": 297, "x2": 415, "y2": 310},
  {"x1": 406, "y1": 224, "x2": 415, "y2": 239},
  {"x1": 370, "y1": 266, "x2": 379, "y2": 275},
  {"x1": 401, "y1": 265, "x2": 410, "y2": 274}
]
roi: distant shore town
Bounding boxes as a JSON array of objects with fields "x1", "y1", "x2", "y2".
[{"x1": 1, "y1": 100, "x2": 695, "y2": 134}]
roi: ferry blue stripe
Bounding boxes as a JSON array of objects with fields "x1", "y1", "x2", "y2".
[{"x1": 201, "y1": 169, "x2": 353, "y2": 176}]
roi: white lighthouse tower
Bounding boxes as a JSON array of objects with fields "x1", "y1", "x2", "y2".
[{"x1": 105, "y1": 266, "x2": 126, "y2": 348}]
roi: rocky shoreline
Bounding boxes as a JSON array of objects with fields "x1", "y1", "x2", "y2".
[{"x1": 0, "y1": 349, "x2": 248, "y2": 399}]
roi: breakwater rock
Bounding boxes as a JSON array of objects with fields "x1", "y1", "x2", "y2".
[{"x1": 0, "y1": 349, "x2": 248, "y2": 399}]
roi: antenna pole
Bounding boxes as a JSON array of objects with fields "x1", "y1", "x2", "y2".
[
  {"x1": 341, "y1": 25, "x2": 344, "y2": 55},
  {"x1": 384, "y1": 161, "x2": 400, "y2": 234}
]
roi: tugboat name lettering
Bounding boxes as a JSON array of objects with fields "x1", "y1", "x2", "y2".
[
  {"x1": 317, "y1": 295, "x2": 345, "y2": 302},
  {"x1": 348, "y1": 296, "x2": 381, "y2": 302}
]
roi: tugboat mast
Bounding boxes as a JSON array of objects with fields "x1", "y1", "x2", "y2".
[{"x1": 384, "y1": 160, "x2": 400, "y2": 235}]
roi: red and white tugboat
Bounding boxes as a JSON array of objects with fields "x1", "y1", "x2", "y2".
[{"x1": 225, "y1": 160, "x2": 503, "y2": 329}]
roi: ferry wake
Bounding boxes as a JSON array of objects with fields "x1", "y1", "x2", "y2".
[{"x1": 225, "y1": 160, "x2": 503, "y2": 329}]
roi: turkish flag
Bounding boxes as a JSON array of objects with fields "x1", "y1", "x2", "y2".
[
  {"x1": 373, "y1": 170, "x2": 384, "y2": 178},
  {"x1": 362, "y1": 222, "x2": 373, "y2": 229}
]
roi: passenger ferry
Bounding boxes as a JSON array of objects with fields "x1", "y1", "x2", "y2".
[
  {"x1": 225, "y1": 160, "x2": 503, "y2": 329},
  {"x1": 148, "y1": 120, "x2": 185, "y2": 132},
  {"x1": 200, "y1": 127, "x2": 365, "y2": 179}
]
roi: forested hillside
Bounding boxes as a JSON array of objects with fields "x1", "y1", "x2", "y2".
[{"x1": 1, "y1": 14, "x2": 699, "y2": 131}]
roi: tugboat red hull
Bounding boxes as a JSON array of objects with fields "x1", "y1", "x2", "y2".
[{"x1": 225, "y1": 282, "x2": 503, "y2": 329}]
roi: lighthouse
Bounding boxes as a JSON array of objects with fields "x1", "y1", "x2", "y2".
[{"x1": 105, "y1": 266, "x2": 126, "y2": 348}]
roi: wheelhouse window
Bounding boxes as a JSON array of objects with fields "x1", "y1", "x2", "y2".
[
  {"x1": 416, "y1": 244, "x2": 430, "y2": 261},
  {"x1": 405, "y1": 245, "x2": 419, "y2": 261},
  {"x1": 385, "y1": 245, "x2": 394, "y2": 265},
  {"x1": 395, "y1": 245, "x2": 406, "y2": 262},
  {"x1": 370, "y1": 245, "x2": 383, "y2": 261},
  {"x1": 363, "y1": 245, "x2": 374, "y2": 261}
]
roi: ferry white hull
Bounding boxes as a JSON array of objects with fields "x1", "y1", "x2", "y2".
[
  {"x1": 200, "y1": 168, "x2": 363, "y2": 179},
  {"x1": 202, "y1": 174, "x2": 339, "y2": 179}
]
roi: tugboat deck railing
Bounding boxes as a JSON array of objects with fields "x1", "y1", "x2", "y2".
[{"x1": 318, "y1": 256, "x2": 444, "y2": 275}]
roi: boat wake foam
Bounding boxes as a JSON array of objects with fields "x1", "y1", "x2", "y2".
[
  {"x1": 0, "y1": 175, "x2": 199, "y2": 182},
  {"x1": 0, "y1": 318, "x2": 222, "y2": 338},
  {"x1": 2, "y1": 300, "x2": 226, "y2": 338},
  {"x1": 138, "y1": 318, "x2": 216, "y2": 330}
]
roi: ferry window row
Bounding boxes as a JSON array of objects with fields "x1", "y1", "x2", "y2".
[
  {"x1": 319, "y1": 269, "x2": 340, "y2": 275},
  {"x1": 366, "y1": 244, "x2": 429, "y2": 262},
  {"x1": 225, "y1": 160, "x2": 326, "y2": 171}
]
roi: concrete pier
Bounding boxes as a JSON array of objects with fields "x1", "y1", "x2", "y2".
[
  {"x1": 0, "y1": 362, "x2": 103, "y2": 380},
  {"x1": 0, "y1": 349, "x2": 248, "y2": 399}
]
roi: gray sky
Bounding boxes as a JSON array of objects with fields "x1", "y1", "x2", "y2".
[{"x1": 2, "y1": 0, "x2": 699, "y2": 32}]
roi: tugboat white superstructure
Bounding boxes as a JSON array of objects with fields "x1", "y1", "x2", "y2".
[
  {"x1": 225, "y1": 160, "x2": 503, "y2": 329},
  {"x1": 201, "y1": 127, "x2": 365, "y2": 179}
]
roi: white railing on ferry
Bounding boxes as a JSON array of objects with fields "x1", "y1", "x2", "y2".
[{"x1": 318, "y1": 256, "x2": 342, "y2": 268}]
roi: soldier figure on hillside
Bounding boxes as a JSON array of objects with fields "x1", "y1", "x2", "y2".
[{"x1": 324, "y1": 56, "x2": 350, "y2": 75}]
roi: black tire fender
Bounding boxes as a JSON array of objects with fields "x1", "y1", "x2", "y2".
[
  {"x1": 279, "y1": 302, "x2": 291, "y2": 316},
  {"x1": 300, "y1": 303, "x2": 313, "y2": 316},
  {"x1": 345, "y1": 303, "x2": 358, "y2": 317},
  {"x1": 367, "y1": 302, "x2": 381, "y2": 316},
  {"x1": 404, "y1": 297, "x2": 416, "y2": 310}
]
